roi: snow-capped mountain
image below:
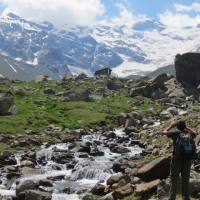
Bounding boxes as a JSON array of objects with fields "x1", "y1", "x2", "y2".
[
  {"x1": 91, "y1": 20, "x2": 200, "y2": 76},
  {"x1": 0, "y1": 12, "x2": 200, "y2": 79},
  {"x1": 0, "y1": 13, "x2": 122, "y2": 79}
]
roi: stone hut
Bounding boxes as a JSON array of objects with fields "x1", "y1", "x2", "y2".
[{"x1": 94, "y1": 68, "x2": 112, "y2": 78}]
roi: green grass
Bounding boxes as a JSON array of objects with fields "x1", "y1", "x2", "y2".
[
  {"x1": 0, "y1": 80, "x2": 162, "y2": 135},
  {"x1": 122, "y1": 195, "x2": 138, "y2": 200}
]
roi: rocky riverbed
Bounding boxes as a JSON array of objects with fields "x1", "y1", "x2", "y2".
[{"x1": 0, "y1": 128, "x2": 144, "y2": 200}]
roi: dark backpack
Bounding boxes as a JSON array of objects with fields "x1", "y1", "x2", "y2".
[{"x1": 175, "y1": 132, "x2": 196, "y2": 160}]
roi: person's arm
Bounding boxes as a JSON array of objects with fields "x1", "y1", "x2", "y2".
[
  {"x1": 162, "y1": 122, "x2": 177, "y2": 135},
  {"x1": 186, "y1": 127, "x2": 197, "y2": 138}
]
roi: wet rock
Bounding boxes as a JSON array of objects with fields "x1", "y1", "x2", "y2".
[
  {"x1": 0, "y1": 151, "x2": 17, "y2": 166},
  {"x1": 16, "y1": 180, "x2": 38, "y2": 195},
  {"x1": 52, "y1": 152, "x2": 74, "y2": 164},
  {"x1": 38, "y1": 186, "x2": 53, "y2": 193},
  {"x1": 77, "y1": 153, "x2": 89, "y2": 158},
  {"x1": 77, "y1": 143, "x2": 91, "y2": 154},
  {"x1": 90, "y1": 147, "x2": 104, "y2": 157},
  {"x1": 117, "y1": 113, "x2": 127, "y2": 126},
  {"x1": 39, "y1": 180, "x2": 53, "y2": 187},
  {"x1": 0, "y1": 151, "x2": 12, "y2": 160},
  {"x1": 112, "y1": 162, "x2": 130, "y2": 173},
  {"x1": 107, "y1": 174, "x2": 124, "y2": 186},
  {"x1": 91, "y1": 183, "x2": 107, "y2": 196},
  {"x1": 6, "y1": 172, "x2": 21, "y2": 180},
  {"x1": 82, "y1": 194, "x2": 99, "y2": 200},
  {"x1": 137, "y1": 156, "x2": 171, "y2": 181},
  {"x1": 112, "y1": 183, "x2": 133, "y2": 199},
  {"x1": 47, "y1": 175, "x2": 65, "y2": 181},
  {"x1": 103, "y1": 132, "x2": 116, "y2": 139},
  {"x1": 110, "y1": 175, "x2": 131, "y2": 191},
  {"x1": 17, "y1": 189, "x2": 51, "y2": 200},
  {"x1": 62, "y1": 187, "x2": 71, "y2": 194},
  {"x1": 109, "y1": 144, "x2": 130, "y2": 154},
  {"x1": 20, "y1": 160, "x2": 35, "y2": 168},
  {"x1": 135, "y1": 179, "x2": 160, "y2": 196}
]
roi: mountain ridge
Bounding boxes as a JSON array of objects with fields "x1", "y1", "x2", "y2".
[{"x1": 0, "y1": 13, "x2": 200, "y2": 80}]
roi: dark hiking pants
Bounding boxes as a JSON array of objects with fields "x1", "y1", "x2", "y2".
[{"x1": 169, "y1": 157, "x2": 191, "y2": 200}]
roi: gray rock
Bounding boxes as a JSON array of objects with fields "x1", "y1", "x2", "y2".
[
  {"x1": 0, "y1": 92, "x2": 16, "y2": 115},
  {"x1": 109, "y1": 144, "x2": 130, "y2": 154},
  {"x1": 107, "y1": 79, "x2": 123, "y2": 90},
  {"x1": 91, "y1": 183, "x2": 107, "y2": 196},
  {"x1": 63, "y1": 89, "x2": 91, "y2": 101},
  {"x1": 17, "y1": 190, "x2": 51, "y2": 200},
  {"x1": 137, "y1": 156, "x2": 171, "y2": 181},
  {"x1": 175, "y1": 53, "x2": 200, "y2": 88},
  {"x1": 16, "y1": 180, "x2": 38, "y2": 195},
  {"x1": 43, "y1": 88, "x2": 55, "y2": 95}
]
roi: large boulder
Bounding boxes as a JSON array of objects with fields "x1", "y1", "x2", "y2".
[
  {"x1": 130, "y1": 74, "x2": 170, "y2": 99},
  {"x1": 137, "y1": 156, "x2": 171, "y2": 181},
  {"x1": 112, "y1": 183, "x2": 133, "y2": 199},
  {"x1": 0, "y1": 92, "x2": 16, "y2": 115},
  {"x1": 107, "y1": 79, "x2": 123, "y2": 91},
  {"x1": 16, "y1": 180, "x2": 38, "y2": 195},
  {"x1": 135, "y1": 179, "x2": 160, "y2": 196},
  {"x1": 91, "y1": 183, "x2": 107, "y2": 196},
  {"x1": 62, "y1": 88, "x2": 91, "y2": 101},
  {"x1": 175, "y1": 53, "x2": 200, "y2": 88},
  {"x1": 16, "y1": 190, "x2": 51, "y2": 200}
]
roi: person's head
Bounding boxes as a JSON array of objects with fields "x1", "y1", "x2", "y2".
[{"x1": 176, "y1": 120, "x2": 186, "y2": 131}]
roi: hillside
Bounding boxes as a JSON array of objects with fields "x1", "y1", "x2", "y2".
[
  {"x1": 0, "y1": 73, "x2": 200, "y2": 200},
  {"x1": 147, "y1": 64, "x2": 175, "y2": 77},
  {"x1": 0, "y1": 54, "x2": 59, "y2": 80}
]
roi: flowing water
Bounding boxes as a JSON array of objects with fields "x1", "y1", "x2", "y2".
[{"x1": 0, "y1": 128, "x2": 143, "y2": 200}]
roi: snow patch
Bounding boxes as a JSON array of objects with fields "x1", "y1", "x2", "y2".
[
  {"x1": 26, "y1": 58, "x2": 38, "y2": 66},
  {"x1": 68, "y1": 65, "x2": 93, "y2": 76},
  {"x1": 4, "y1": 59, "x2": 17, "y2": 73},
  {"x1": 15, "y1": 57, "x2": 22, "y2": 62}
]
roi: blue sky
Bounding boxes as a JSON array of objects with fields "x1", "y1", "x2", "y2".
[
  {"x1": 101, "y1": 0, "x2": 200, "y2": 19},
  {"x1": 0, "y1": 0, "x2": 200, "y2": 27}
]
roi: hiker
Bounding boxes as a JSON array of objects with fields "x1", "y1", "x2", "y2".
[{"x1": 162, "y1": 120, "x2": 197, "y2": 200}]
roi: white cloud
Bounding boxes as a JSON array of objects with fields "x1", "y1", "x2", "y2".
[
  {"x1": 110, "y1": 3, "x2": 147, "y2": 27},
  {"x1": 175, "y1": 2, "x2": 200, "y2": 13},
  {"x1": 159, "y1": 2, "x2": 200, "y2": 28},
  {"x1": 0, "y1": 0, "x2": 105, "y2": 27},
  {"x1": 159, "y1": 11, "x2": 200, "y2": 27}
]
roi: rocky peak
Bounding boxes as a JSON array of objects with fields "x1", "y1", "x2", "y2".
[
  {"x1": 6, "y1": 12, "x2": 22, "y2": 20},
  {"x1": 175, "y1": 52, "x2": 200, "y2": 88}
]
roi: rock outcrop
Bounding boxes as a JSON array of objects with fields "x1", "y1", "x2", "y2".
[
  {"x1": 0, "y1": 92, "x2": 16, "y2": 115},
  {"x1": 175, "y1": 53, "x2": 200, "y2": 88},
  {"x1": 137, "y1": 156, "x2": 171, "y2": 181}
]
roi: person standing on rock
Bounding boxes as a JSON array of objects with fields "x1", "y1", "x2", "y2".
[{"x1": 162, "y1": 120, "x2": 197, "y2": 200}]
